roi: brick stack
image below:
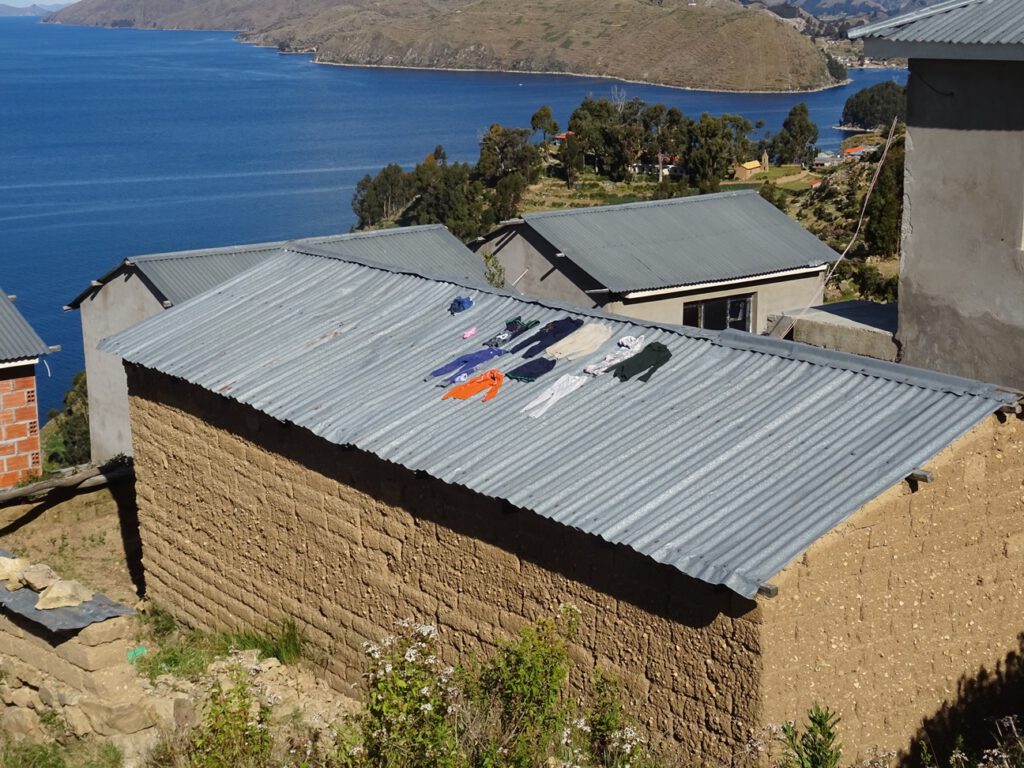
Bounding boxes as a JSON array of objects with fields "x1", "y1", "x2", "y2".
[{"x1": 0, "y1": 365, "x2": 41, "y2": 488}]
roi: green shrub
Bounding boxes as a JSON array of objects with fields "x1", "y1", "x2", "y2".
[
  {"x1": 356, "y1": 621, "x2": 460, "y2": 768},
  {"x1": 188, "y1": 669, "x2": 273, "y2": 768},
  {"x1": 334, "y1": 607, "x2": 654, "y2": 768},
  {"x1": 779, "y1": 704, "x2": 842, "y2": 768}
]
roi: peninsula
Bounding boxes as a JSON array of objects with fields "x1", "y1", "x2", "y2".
[{"x1": 47, "y1": 0, "x2": 839, "y2": 93}]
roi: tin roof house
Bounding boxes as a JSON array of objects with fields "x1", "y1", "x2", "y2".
[
  {"x1": 472, "y1": 191, "x2": 837, "y2": 335},
  {"x1": 66, "y1": 225, "x2": 486, "y2": 462},
  {"x1": 100, "y1": 246, "x2": 1024, "y2": 763}
]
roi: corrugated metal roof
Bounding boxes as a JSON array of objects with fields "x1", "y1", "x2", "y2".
[
  {"x1": 850, "y1": 0, "x2": 1024, "y2": 46},
  {"x1": 67, "y1": 224, "x2": 486, "y2": 309},
  {"x1": 0, "y1": 290, "x2": 50, "y2": 364},
  {"x1": 99, "y1": 251, "x2": 1020, "y2": 599},
  {"x1": 519, "y1": 191, "x2": 837, "y2": 293}
]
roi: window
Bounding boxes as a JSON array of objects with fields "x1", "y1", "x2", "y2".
[{"x1": 682, "y1": 294, "x2": 752, "y2": 332}]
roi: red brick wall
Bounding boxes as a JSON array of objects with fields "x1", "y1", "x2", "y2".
[{"x1": 0, "y1": 365, "x2": 40, "y2": 489}]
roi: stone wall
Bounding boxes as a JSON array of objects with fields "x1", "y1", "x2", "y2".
[
  {"x1": 0, "y1": 614, "x2": 164, "y2": 743},
  {"x1": 0, "y1": 365, "x2": 41, "y2": 488},
  {"x1": 126, "y1": 364, "x2": 763, "y2": 764},
  {"x1": 760, "y1": 414, "x2": 1024, "y2": 758}
]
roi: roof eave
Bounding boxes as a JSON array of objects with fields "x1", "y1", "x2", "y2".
[
  {"x1": 617, "y1": 264, "x2": 830, "y2": 299},
  {"x1": 863, "y1": 38, "x2": 1024, "y2": 61}
]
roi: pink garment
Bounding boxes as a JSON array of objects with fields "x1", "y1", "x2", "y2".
[{"x1": 462, "y1": 327, "x2": 478, "y2": 339}]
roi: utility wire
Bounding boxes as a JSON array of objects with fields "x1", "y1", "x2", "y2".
[{"x1": 773, "y1": 115, "x2": 901, "y2": 339}]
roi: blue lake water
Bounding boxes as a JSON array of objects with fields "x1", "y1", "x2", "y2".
[{"x1": 0, "y1": 16, "x2": 905, "y2": 416}]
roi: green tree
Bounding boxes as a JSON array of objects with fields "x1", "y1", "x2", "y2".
[
  {"x1": 408, "y1": 162, "x2": 487, "y2": 240},
  {"x1": 567, "y1": 97, "x2": 619, "y2": 174},
  {"x1": 530, "y1": 105, "x2": 559, "y2": 145},
  {"x1": 477, "y1": 124, "x2": 542, "y2": 186},
  {"x1": 490, "y1": 172, "x2": 527, "y2": 223},
  {"x1": 557, "y1": 135, "x2": 585, "y2": 189},
  {"x1": 352, "y1": 163, "x2": 416, "y2": 229},
  {"x1": 863, "y1": 137, "x2": 905, "y2": 258},
  {"x1": 771, "y1": 102, "x2": 819, "y2": 166},
  {"x1": 686, "y1": 113, "x2": 750, "y2": 193},
  {"x1": 842, "y1": 81, "x2": 907, "y2": 130},
  {"x1": 45, "y1": 370, "x2": 90, "y2": 468}
]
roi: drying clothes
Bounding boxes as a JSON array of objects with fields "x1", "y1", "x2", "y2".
[
  {"x1": 448, "y1": 296, "x2": 474, "y2": 315},
  {"x1": 506, "y1": 357, "x2": 556, "y2": 383},
  {"x1": 608, "y1": 341, "x2": 672, "y2": 382},
  {"x1": 521, "y1": 374, "x2": 588, "y2": 418},
  {"x1": 583, "y1": 335, "x2": 646, "y2": 376},
  {"x1": 442, "y1": 370, "x2": 503, "y2": 402},
  {"x1": 428, "y1": 347, "x2": 505, "y2": 383},
  {"x1": 544, "y1": 323, "x2": 614, "y2": 361},
  {"x1": 482, "y1": 317, "x2": 539, "y2": 348},
  {"x1": 510, "y1": 317, "x2": 585, "y2": 358},
  {"x1": 462, "y1": 327, "x2": 477, "y2": 339}
]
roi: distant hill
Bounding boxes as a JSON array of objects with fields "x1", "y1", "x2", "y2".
[
  {"x1": 748, "y1": 0, "x2": 940, "y2": 19},
  {"x1": 0, "y1": 2, "x2": 68, "y2": 15},
  {"x1": 46, "y1": 0, "x2": 840, "y2": 92}
]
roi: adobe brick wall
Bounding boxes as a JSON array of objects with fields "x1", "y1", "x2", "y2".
[
  {"x1": 126, "y1": 364, "x2": 763, "y2": 764},
  {"x1": 760, "y1": 414, "x2": 1024, "y2": 759},
  {"x1": 0, "y1": 365, "x2": 41, "y2": 489}
]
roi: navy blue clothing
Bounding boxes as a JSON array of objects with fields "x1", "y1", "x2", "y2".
[
  {"x1": 509, "y1": 317, "x2": 584, "y2": 358},
  {"x1": 428, "y1": 347, "x2": 505, "y2": 382},
  {"x1": 448, "y1": 296, "x2": 474, "y2": 315},
  {"x1": 506, "y1": 358, "x2": 556, "y2": 382}
]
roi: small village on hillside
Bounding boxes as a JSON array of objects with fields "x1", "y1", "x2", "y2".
[{"x1": 1, "y1": 1, "x2": 1023, "y2": 767}]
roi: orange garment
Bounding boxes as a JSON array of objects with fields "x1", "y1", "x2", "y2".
[{"x1": 442, "y1": 369, "x2": 504, "y2": 402}]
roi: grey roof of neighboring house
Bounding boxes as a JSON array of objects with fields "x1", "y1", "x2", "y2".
[
  {"x1": 850, "y1": 0, "x2": 1024, "y2": 58},
  {"x1": 66, "y1": 225, "x2": 486, "y2": 309},
  {"x1": 515, "y1": 191, "x2": 836, "y2": 294},
  {"x1": 99, "y1": 247, "x2": 1020, "y2": 599},
  {"x1": 0, "y1": 291, "x2": 50, "y2": 364}
]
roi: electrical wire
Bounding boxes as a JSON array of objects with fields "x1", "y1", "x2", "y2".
[{"x1": 776, "y1": 115, "x2": 901, "y2": 337}]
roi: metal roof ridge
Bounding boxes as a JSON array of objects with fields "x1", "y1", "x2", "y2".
[
  {"x1": 302, "y1": 223, "x2": 448, "y2": 241},
  {"x1": 522, "y1": 190, "x2": 756, "y2": 220},
  {"x1": 268, "y1": 249, "x2": 1019, "y2": 402},
  {"x1": 131, "y1": 242, "x2": 290, "y2": 264},
  {"x1": 849, "y1": 0, "x2": 985, "y2": 38}
]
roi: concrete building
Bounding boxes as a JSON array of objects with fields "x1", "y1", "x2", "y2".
[
  {"x1": 66, "y1": 225, "x2": 487, "y2": 463},
  {"x1": 101, "y1": 250, "x2": 1024, "y2": 763},
  {"x1": 0, "y1": 291, "x2": 53, "y2": 488},
  {"x1": 851, "y1": 0, "x2": 1024, "y2": 388},
  {"x1": 473, "y1": 191, "x2": 836, "y2": 334}
]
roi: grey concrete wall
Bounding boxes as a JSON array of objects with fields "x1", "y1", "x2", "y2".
[
  {"x1": 78, "y1": 273, "x2": 164, "y2": 462},
  {"x1": 899, "y1": 59, "x2": 1024, "y2": 388},
  {"x1": 474, "y1": 225, "x2": 602, "y2": 307},
  {"x1": 604, "y1": 272, "x2": 825, "y2": 332}
]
